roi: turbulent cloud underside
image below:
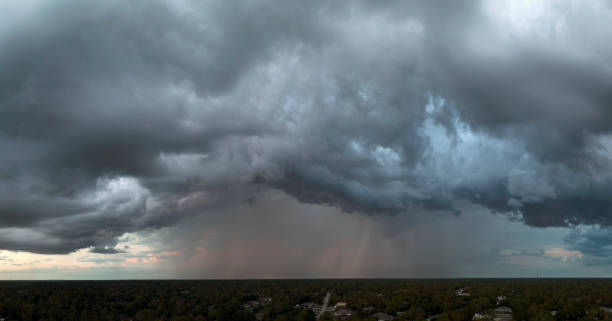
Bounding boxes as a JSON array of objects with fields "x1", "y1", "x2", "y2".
[{"x1": 1, "y1": 0, "x2": 612, "y2": 254}]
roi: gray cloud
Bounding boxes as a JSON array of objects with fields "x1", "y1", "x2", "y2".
[
  {"x1": 565, "y1": 226, "x2": 612, "y2": 266},
  {"x1": 1, "y1": 0, "x2": 612, "y2": 254},
  {"x1": 89, "y1": 246, "x2": 125, "y2": 255}
]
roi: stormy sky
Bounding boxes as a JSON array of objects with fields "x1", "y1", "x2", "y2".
[{"x1": 1, "y1": 0, "x2": 612, "y2": 278}]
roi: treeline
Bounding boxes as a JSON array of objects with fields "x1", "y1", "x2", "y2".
[{"x1": 0, "y1": 279, "x2": 612, "y2": 320}]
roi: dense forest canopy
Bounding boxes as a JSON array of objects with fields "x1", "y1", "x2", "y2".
[{"x1": 0, "y1": 279, "x2": 611, "y2": 321}]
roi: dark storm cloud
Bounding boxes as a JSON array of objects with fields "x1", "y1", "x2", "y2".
[
  {"x1": 565, "y1": 226, "x2": 612, "y2": 265},
  {"x1": 90, "y1": 246, "x2": 125, "y2": 255},
  {"x1": 434, "y1": 48, "x2": 612, "y2": 166},
  {"x1": 2, "y1": 0, "x2": 612, "y2": 254}
]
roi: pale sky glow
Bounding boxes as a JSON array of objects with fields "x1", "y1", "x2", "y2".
[{"x1": 1, "y1": 0, "x2": 612, "y2": 279}]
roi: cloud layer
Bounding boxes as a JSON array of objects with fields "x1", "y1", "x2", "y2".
[{"x1": 1, "y1": 0, "x2": 612, "y2": 254}]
